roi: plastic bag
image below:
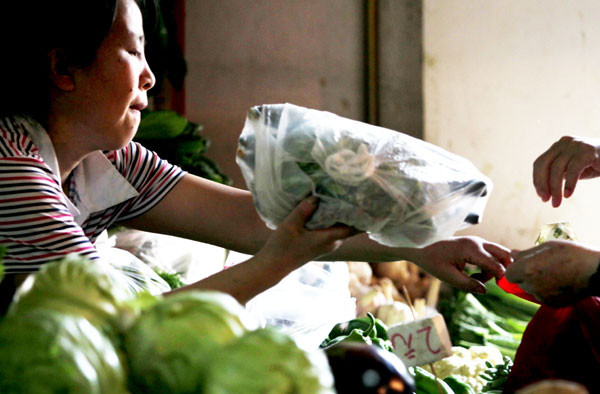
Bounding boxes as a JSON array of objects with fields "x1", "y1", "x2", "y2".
[
  {"x1": 94, "y1": 230, "x2": 171, "y2": 295},
  {"x1": 236, "y1": 103, "x2": 492, "y2": 248},
  {"x1": 111, "y1": 229, "x2": 227, "y2": 285},
  {"x1": 244, "y1": 260, "x2": 356, "y2": 350}
]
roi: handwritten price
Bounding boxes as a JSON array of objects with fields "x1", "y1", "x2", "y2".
[{"x1": 387, "y1": 313, "x2": 452, "y2": 367}]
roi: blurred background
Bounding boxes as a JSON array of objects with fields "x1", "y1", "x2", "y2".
[{"x1": 152, "y1": 0, "x2": 600, "y2": 250}]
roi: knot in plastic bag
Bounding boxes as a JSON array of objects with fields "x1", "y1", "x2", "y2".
[{"x1": 324, "y1": 143, "x2": 375, "y2": 186}]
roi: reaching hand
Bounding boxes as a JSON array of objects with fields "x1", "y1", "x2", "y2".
[
  {"x1": 411, "y1": 236, "x2": 511, "y2": 294},
  {"x1": 506, "y1": 240, "x2": 600, "y2": 306},
  {"x1": 533, "y1": 135, "x2": 600, "y2": 207}
]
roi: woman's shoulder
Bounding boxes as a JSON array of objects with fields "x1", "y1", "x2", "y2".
[{"x1": 0, "y1": 115, "x2": 40, "y2": 159}]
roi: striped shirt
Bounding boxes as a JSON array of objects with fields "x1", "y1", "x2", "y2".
[{"x1": 0, "y1": 116, "x2": 186, "y2": 273}]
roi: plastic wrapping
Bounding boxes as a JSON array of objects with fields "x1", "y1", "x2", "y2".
[
  {"x1": 236, "y1": 103, "x2": 492, "y2": 248},
  {"x1": 111, "y1": 229, "x2": 227, "y2": 285},
  {"x1": 94, "y1": 230, "x2": 171, "y2": 295},
  {"x1": 245, "y1": 261, "x2": 356, "y2": 350}
]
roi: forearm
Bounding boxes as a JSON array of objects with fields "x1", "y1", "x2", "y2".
[
  {"x1": 320, "y1": 232, "x2": 420, "y2": 263},
  {"x1": 167, "y1": 252, "x2": 291, "y2": 305},
  {"x1": 121, "y1": 174, "x2": 271, "y2": 254}
]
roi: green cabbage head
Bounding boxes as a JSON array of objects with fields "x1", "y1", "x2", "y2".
[
  {"x1": 124, "y1": 290, "x2": 258, "y2": 393},
  {"x1": 203, "y1": 327, "x2": 336, "y2": 394},
  {"x1": 8, "y1": 254, "x2": 136, "y2": 333},
  {"x1": 0, "y1": 308, "x2": 128, "y2": 394}
]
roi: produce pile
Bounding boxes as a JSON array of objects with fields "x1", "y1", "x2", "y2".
[
  {"x1": 0, "y1": 256, "x2": 335, "y2": 393},
  {"x1": 440, "y1": 279, "x2": 539, "y2": 361}
]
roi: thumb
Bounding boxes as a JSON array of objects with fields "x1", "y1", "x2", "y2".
[{"x1": 282, "y1": 196, "x2": 319, "y2": 227}]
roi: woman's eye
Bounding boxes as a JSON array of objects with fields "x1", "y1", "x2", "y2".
[{"x1": 128, "y1": 50, "x2": 141, "y2": 57}]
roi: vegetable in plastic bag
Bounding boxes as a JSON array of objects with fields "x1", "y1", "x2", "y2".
[
  {"x1": 124, "y1": 290, "x2": 258, "y2": 394},
  {"x1": 236, "y1": 103, "x2": 492, "y2": 248},
  {"x1": 0, "y1": 308, "x2": 128, "y2": 394},
  {"x1": 203, "y1": 327, "x2": 336, "y2": 394}
]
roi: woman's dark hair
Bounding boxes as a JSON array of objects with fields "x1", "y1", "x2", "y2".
[{"x1": 0, "y1": 0, "x2": 157, "y2": 120}]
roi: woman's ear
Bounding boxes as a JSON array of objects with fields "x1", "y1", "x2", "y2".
[{"x1": 48, "y1": 49, "x2": 75, "y2": 91}]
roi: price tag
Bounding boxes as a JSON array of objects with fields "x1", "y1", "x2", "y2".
[{"x1": 387, "y1": 313, "x2": 452, "y2": 367}]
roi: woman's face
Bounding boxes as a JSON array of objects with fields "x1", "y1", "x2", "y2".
[{"x1": 73, "y1": 0, "x2": 155, "y2": 151}]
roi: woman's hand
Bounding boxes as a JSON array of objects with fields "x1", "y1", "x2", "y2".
[
  {"x1": 506, "y1": 240, "x2": 600, "y2": 306},
  {"x1": 255, "y1": 196, "x2": 355, "y2": 271},
  {"x1": 179, "y1": 196, "x2": 356, "y2": 304},
  {"x1": 533, "y1": 135, "x2": 600, "y2": 207},
  {"x1": 410, "y1": 236, "x2": 511, "y2": 294}
]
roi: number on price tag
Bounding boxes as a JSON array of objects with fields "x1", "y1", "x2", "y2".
[{"x1": 387, "y1": 313, "x2": 452, "y2": 367}]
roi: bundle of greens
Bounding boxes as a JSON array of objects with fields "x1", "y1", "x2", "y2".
[
  {"x1": 237, "y1": 103, "x2": 492, "y2": 248},
  {"x1": 135, "y1": 110, "x2": 231, "y2": 185},
  {"x1": 440, "y1": 279, "x2": 539, "y2": 361}
]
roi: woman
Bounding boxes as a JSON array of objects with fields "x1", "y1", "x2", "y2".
[{"x1": 0, "y1": 0, "x2": 510, "y2": 310}]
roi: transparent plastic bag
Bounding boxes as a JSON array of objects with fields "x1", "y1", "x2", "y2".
[
  {"x1": 94, "y1": 230, "x2": 171, "y2": 295},
  {"x1": 236, "y1": 103, "x2": 492, "y2": 248},
  {"x1": 111, "y1": 229, "x2": 227, "y2": 285},
  {"x1": 245, "y1": 261, "x2": 356, "y2": 350}
]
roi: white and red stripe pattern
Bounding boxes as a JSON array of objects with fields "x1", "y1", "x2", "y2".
[{"x1": 0, "y1": 116, "x2": 185, "y2": 273}]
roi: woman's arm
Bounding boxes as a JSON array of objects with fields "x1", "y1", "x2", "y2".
[
  {"x1": 120, "y1": 174, "x2": 271, "y2": 254},
  {"x1": 123, "y1": 173, "x2": 510, "y2": 299}
]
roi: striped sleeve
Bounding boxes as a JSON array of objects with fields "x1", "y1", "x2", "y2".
[
  {"x1": 107, "y1": 141, "x2": 186, "y2": 221},
  {"x1": 0, "y1": 156, "x2": 99, "y2": 273}
]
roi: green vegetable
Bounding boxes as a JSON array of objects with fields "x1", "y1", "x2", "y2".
[
  {"x1": 444, "y1": 375, "x2": 476, "y2": 394},
  {"x1": 8, "y1": 255, "x2": 135, "y2": 336},
  {"x1": 412, "y1": 366, "x2": 455, "y2": 394},
  {"x1": 136, "y1": 110, "x2": 188, "y2": 139},
  {"x1": 203, "y1": 327, "x2": 336, "y2": 394},
  {"x1": 480, "y1": 356, "x2": 513, "y2": 392},
  {"x1": 0, "y1": 308, "x2": 128, "y2": 394},
  {"x1": 136, "y1": 110, "x2": 231, "y2": 185},
  {"x1": 440, "y1": 287, "x2": 536, "y2": 359},
  {"x1": 154, "y1": 269, "x2": 184, "y2": 289},
  {"x1": 124, "y1": 290, "x2": 257, "y2": 394},
  {"x1": 481, "y1": 278, "x2": 540, "y2": 317},
  {"x1": 320, "y1": 312, "x2": 394, "y2": 352}
]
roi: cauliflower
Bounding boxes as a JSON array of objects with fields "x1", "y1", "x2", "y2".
[{"x1": 421, "y1": 345, "x2": 503, "y2": 393}]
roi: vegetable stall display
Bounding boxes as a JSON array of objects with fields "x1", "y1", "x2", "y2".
[{"x1": 0, "y1": 256, "x2": 337, "y2": 393}]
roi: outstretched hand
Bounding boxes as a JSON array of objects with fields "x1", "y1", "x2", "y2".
[
  {"x1": 533, "y1": 135, "x2": 600, "y2": 207},
  {"x1": 411, "y1": 236, "x2": 511, "y2": 294}
]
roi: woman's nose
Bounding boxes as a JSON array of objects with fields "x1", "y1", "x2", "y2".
[{"x1": 141, "y1": 61, "x2": 156, "y2": 91}]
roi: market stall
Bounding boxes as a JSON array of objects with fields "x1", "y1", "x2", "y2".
[{"x1": 0, "y1": 104, "x2": 597, "y2": 393}]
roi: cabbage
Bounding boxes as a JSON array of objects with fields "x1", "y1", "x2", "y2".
[
  {"x1": 124, "y1": 290, "x2": 258, "y2": 393},
  {"x1": 8, "y1": 254, "x2": 136, "y2": 334},
  {"x1": 203, "y1": 327, "x2": 336, "y2": 394},
  {"x1": 0, "y1": 308, "x2": 128, "y2": 394}
]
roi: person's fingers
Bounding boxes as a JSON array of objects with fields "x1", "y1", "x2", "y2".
[
  {"x1": 482, "y1": 242, "x2": 513, "y2": 269},
  {"x1": 449, "y1": 273, "x2": 488, "y2": 294},
  {"x1": 282, "y1": 196, "x2": 319, "y2": 228},
  {"x1": 563, "y1": 154, "x2": 589, "y2": 198},
  {"x1": 469, "y1": 271, "x2": 494, "y2": 284},
  {"x1": 548, "y1": 154, "x2": 570, "y2": 207},
  {"x1": 533, "y1": 144, "x2": 560, "y2": 201}
]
